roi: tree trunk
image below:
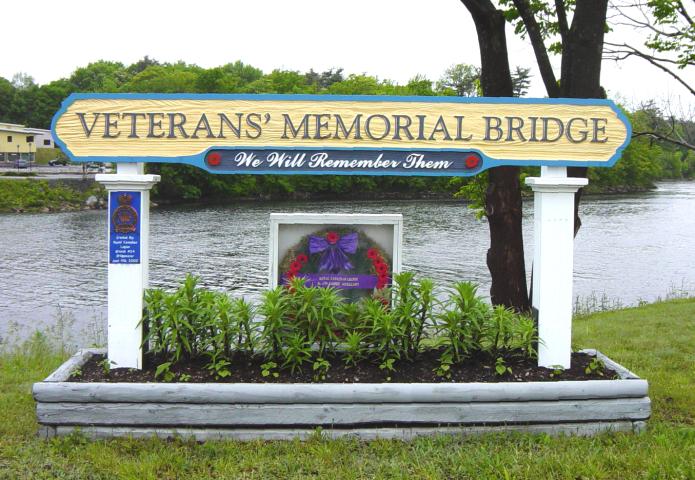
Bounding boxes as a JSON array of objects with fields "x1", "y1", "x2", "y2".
[
  {"x1": 462, "y1": 0, "x2": 531, "y2": 311},
  {"x1": 561, "y1": 0, "x2": 608, "y2": 235},
  {"x1": 485, "y1": 166, "x2": 529, "y2": 310}
]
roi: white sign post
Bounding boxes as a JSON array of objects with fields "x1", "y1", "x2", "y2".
[
  {"x1": 96, "y1": 163, "x2": 159, "y2": 369},
  {"x1": 526, "y1": 167, "x2": 588, "y2": 368}
]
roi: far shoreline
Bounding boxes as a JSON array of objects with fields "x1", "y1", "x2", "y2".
[{"x1": 1, "y1": 175, "x2": 691, "y2": 214}]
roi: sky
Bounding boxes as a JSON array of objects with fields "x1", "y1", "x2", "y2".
[{"x1": 2, "y1": 0, "x2": 693, "y2": 112}]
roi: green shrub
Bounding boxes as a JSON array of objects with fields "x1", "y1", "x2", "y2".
[
  {"x1": 141, "y1": 273, "x2": 538, "y2": 381},
  {"x1": 0, "y1": 179, "x2": 105, "y2": 212}
]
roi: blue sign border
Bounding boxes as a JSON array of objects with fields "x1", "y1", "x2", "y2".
[{"x1": 51, "y1": 93, "x2": 632, "y2": 176}]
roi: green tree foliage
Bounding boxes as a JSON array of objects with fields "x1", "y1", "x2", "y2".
[
  {"x1": 436, "y1": 63, "x2": 530, "y2": 97},
  {"x1": 122, "y1": 63, "x2": 201, "y2": 93},
  {"x1": 405, "y1": 74, "x2": 436, "y2": 96},
  {"x1": 436, "y1": 64, "x2": 481, "y2": 96},
  {"x1": 589, "y1": 105, "x2": 695, "y2": 191},
  {"x1": 126, "y1": 55, "x2": 160, "y2": 76},
  {"x1": 69, "y1": 61, "x2": 128, "y2": 92},
  {"x1": 304, "y1": 67, "x2": 344, "y2": 92},
  {"x1": 0, "y1": 77, "x2": 14, "y2": 122},
  {"x1": 328, "y1": 74, "x2": 382, "y2": 95},
  {"x1": 511, "y1": 66, "x2": 532, "y2": 97}
]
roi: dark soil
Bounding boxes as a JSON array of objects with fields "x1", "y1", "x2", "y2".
[{"x1": 71, "y1": 350, "x2": 617, "y2": 384}]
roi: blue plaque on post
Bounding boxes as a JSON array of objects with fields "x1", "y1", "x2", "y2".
[{"x1": 109, "y1": 191, "x2": 141, "y2": 264}]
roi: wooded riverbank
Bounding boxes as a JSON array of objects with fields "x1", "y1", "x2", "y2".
[{"x1": 0, "y1": 173, "x2": 680, "y2": 213}]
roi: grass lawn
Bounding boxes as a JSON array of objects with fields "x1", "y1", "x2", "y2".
[{"x1": 0, "y1": 299, "x2": 693, "y2": 479}]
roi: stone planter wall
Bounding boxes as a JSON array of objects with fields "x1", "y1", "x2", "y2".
[{"x1": 33, "y1": 349, "x2": 650, "y2": 440}]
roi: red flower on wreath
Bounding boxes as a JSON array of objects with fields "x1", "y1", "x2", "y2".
[
  {"x1": 290, "y1": 260, "x2": 303, "y2": 273},
  {"x1": 326, "y1": 231, "x2": 339, "y2": 244},
  {"x1": 296, "y1": 253, "x2": 308, "y2": 264},
  {"x1": 368, "y1": 247, "x2": 390, "y2": 290}
]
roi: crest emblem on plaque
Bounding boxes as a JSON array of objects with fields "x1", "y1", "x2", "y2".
[{"x1": 112, "y1": 193, "x2": 138, "y2": 233}]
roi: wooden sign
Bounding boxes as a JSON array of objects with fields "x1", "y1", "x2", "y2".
[{"x1": 52, "y1": 94, "x2": 631, "y2": 176}]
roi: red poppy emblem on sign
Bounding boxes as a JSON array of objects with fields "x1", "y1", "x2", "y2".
[
  {"x1": 465, "y1": 154, "x2": 480, "y2": 169},
  {"x1": 207, "y1": 152, "x2": 222, "y2": 166}
]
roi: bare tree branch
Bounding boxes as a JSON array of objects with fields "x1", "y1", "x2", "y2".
[
  {"x1": 604, "y1": 43, "x2": 690, "y2": 65},
  {"x1": 632, "y1": 131, "x2": 695, "y2": 150},
  {"x1": 604, "y1": 43, "x2": 695, "y2": 96},
  {"x1": 676, "y1": 0, "x2": 693, "y2": 25},
  {"x1": 611, "y1": 4, "x2": 684, "y2": 37}
]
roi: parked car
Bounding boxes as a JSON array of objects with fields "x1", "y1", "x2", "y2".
[
  {"x1": 14, "y1": 159, "x2": 29, "y2": 169},
  {"x1": 85, "y1": 162, "x2": 105, "y2": 173},
  {"x1": 48, "y1": 158, "x2": 69, "y2": 166}
]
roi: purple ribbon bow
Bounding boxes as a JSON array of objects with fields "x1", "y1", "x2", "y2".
[{"x1": 309, "y1": 232, "x2": 358, "y2": 273}]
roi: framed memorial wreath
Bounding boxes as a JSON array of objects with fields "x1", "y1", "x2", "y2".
[{"x1": 278, "y1": 227, "x2": 393, "y2": 301}]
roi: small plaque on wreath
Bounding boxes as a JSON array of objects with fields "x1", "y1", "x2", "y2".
[{"x1": 269, "y1": 214, "x2": 403, "y2": 302}]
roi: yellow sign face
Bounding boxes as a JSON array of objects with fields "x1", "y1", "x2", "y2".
[{"x1": 52, "y1": 94, "x2": 631, "y2": 176}]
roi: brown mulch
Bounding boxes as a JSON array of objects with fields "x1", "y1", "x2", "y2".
[{"x1": 70, "y1": 350, "x2": 617, "y2": 384}]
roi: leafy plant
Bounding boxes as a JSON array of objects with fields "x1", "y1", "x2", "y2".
[
  {"x1": 549, "y1": 365, "x2": 565, "y2": 378},
  {"x1": 392, "y1": 271, "x2": 418, "y2": 358},
  {"x1": 364, "y1": 298, "x2": 405, "y2": 365},
  {"x1": 391, "y1": 273, "x2": 438, "y2": 360},
  {"x1": 294, "y1": 285, "x2": 343, "y2": 356},
  {"x1": 261, "y1": 361, "x2": 279, "y2": 379},
  {"x1": 487, "y1": 305, "x2": 516, "y2": 356},
  {"x1": 206, "y1": 293, "x2": 236, "y2": 360},
  {"x1": 338, "y1": 302, "x2": 363, "y2": 332},
  {"x1": 585, "y1": 357, "x2": 606, "y2": 377},
  {"x1": 97, "y1": 358, "x2": 113, "y2": 376},
  {"x1": 435, "y1": 351, "x2": 454, "y2": 379},
  {"x1": 436, "y1": 281, "x2": 490, "y2": 362},
  {"x1": 206, "y1": 358, "x2": 231, "y2": 379},
  {"x1": 312, "y1": 357, "x2": 331, "y2": 381},
  {"x1": 154, "y1": 361, "x2": 175, "y2": 382},
  {"x1": 259, "y1": 287, "x2": 292, "y2": 359},
  {"x1": 141, "y1": 273, "x2": 541, "y2": 382},
  {"x1": 142, "y1": 288, "x2": 167, "y2": 356},
  {"x1": 231, "y1": 297, "x2": 257, "y2": 353},
  {"x1": 342, "y1": 330, "x2": 367, "y2": 367},
  {"x1": 495, "y1": 357, "x2": 512, "y2": 376},
  {"x1": 412, "y1": 278, "x2": 435, "y2": 357},
  {"x1": 281, "y1": 333, "x2": 313, "y2": 374},
  {"x1": 379, "y1": 358, "x2": 396, "y2": 381},
  {"x1": 512, "y1": 315, "x2": 539, "y2": 359}
]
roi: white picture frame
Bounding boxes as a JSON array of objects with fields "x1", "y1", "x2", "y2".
[{"x1": 269, "y1": 213, "x2": 403, "y2": 289}]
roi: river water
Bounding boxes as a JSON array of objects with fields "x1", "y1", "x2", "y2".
[{"x1": 1, "y1": 181, "x2": 693, "y2": 348}]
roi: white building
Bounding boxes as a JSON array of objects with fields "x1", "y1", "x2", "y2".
[{"x1": 24, "y1": 127, "x2": 55, "y2": 149}]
